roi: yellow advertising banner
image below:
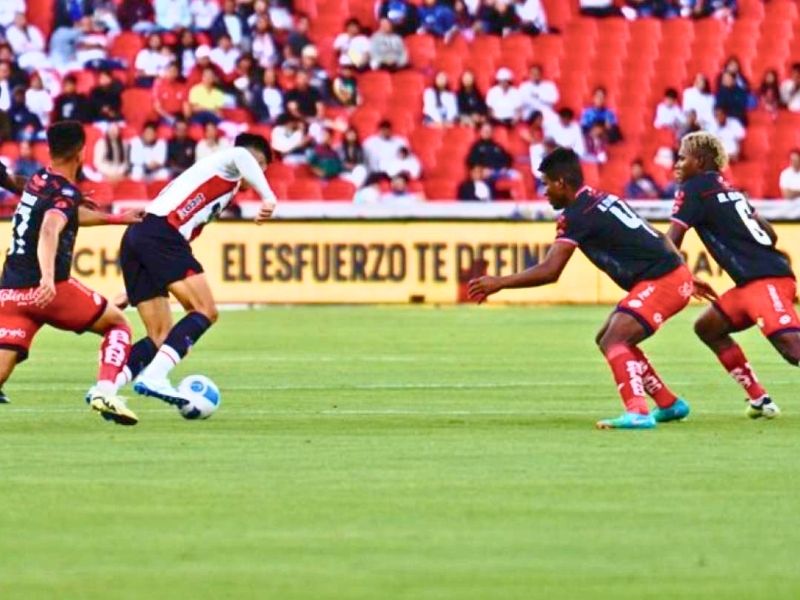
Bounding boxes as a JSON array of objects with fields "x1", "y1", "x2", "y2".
[{"x1": 0, "y1": 221, "x2": 795, "y2": 304}]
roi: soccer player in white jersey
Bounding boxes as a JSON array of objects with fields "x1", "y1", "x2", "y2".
[{"x1": 117, "y1": 133, "x2": 277, "y2": 405}]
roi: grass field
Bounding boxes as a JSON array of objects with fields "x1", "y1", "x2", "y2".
[{"x1": 1, "y1": 305, "x2": 799, "y2": 599}]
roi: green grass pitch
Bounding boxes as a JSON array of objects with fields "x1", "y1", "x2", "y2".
[{"x1": 1, "y1": 305, "x2": 799, "y2": 599}]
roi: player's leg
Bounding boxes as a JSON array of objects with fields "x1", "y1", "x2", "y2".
[
  {"x1": 114, "y1": 297, "x2": 172, "y2": 388},
  {"x1": 770, "y1": 332, "x2": 800, "y2": 366},
  {"x1": 135, "y1": 273, "x2": 218, "y2": 405},
  {"x1": 0, "y1": 304, "x2": 41, "y2": 404},
  {"x1": 0, "y1": 350, "x2": 19, "y2": 403},
  {"x1": 694, "y1": 292, "x2": 777, "y2": 418}
]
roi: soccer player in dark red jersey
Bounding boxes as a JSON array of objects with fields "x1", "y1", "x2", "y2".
[
  {"x1": 468, "y1": 148, "x2": 711, "y2": 429},
  {"x1": 0, "y1": 121, "x2": 141, "y2": 424},
  {"x1": 668, "y1": 132, "x2": 800, "y2": 419}
]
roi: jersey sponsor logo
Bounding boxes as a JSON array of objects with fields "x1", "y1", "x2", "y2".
[
  {"x1": 0, "y1": 288, "x2": 37, "y2": 306},
  {"x1": 672, "y1": 191, "x2": 684, "y2": 214},
  {"x1": 678, "y1": 282, "x2": 693, "y2": 298},
  {"x1": 779, "y1": 314, "x2": 793, "y2": 326},
  {"x1": 766, "y1": 284, "x2": 786, "y2": 315},
  {"x1": 0, "y1": 327, "x2": 27, "y2": 339},
  {"x1": 176, "y1": 192, "x2": 207, "y2": 220}
]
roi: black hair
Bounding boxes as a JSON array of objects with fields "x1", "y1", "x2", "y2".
[
  {"x1": 235, "y1": 133, "x2": 272, "y2": 163},
  {"x1": 558, "y1": 107, "x2": 574, "y2": 120},
  {"x1": 539, "y1": 147, "x2": 584, "y2": 189},
  {"x1": 665, "y1": 88, "x2": 678, "y2": 99},
  {"x1": 47, "y1": 121, "x2": 86, "y2": 160}
]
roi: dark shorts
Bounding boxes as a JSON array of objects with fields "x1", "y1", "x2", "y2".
[
  {"x1": 714, "y1": 276, "x2": 800, "y2": 338},
  {"x1": 616, "y1": 264, "x2": 694, "y2": 335},
  {"x1": 0, "y1": 278, "x2": 107, "y2": 362},
  {"x1": 120, "y1": 214, "x2": 204, "y2": 307}
]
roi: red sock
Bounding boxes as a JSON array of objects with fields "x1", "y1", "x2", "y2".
[
  {"x1": 629, "y1": 346, "x2": 678, "y2": 409},
  {"x1": 604, "y1": 344, "x2": 649, "y2": 415},
  {"x1": 716, "y1": 344, "x2": 767, "y2": 401},
  {"x1": 97, "y1": 324, "x2": 132, "y2": 390}
]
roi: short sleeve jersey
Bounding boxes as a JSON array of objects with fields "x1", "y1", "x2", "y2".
[
  {"x1": 556, "y1": 186, "x2": 682, "y2": 291},
  {"x1": 671, "y1": 172, "x2": 793, "y2": 286},
  {"x1": 1, "y1": 170, "x2": 80, "y2": 289}
]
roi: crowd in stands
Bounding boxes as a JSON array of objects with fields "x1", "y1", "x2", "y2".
[{"x1": 0, "y1": 0, "x2": 799, "y2": 210}]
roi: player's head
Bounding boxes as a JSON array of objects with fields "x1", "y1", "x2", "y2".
[
  {"x1": 675, "y1": 131, "x2": 728, "y2": 182},
  {"x1": 539, "y1": 147, "x2": 584, "y2": 209},
  {"x1": 47, "y1": 120, "x2": 86, "y2": 176},
  {"x1": 235, "y1": 133, "x2": 272, "y2": 170}
]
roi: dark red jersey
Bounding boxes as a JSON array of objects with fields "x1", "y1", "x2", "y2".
[
  {"x1": 671, "y1": 171, "x2": 793, "y2": 286},
  {"x1": 1, "y1": 170, "x2": 81, "y2": 289},
  {"x1": 556, "y1": 186, "x2": 683, "y2": 291}
]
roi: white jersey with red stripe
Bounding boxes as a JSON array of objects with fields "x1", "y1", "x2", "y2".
[{"x1": 146, "y1": 147, "x2": 277, "y2": 240}]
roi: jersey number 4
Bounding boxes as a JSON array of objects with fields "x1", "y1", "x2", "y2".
[
  {"x1": 716, "y1": 192, "x2": 771, "y2": 246},
  {"x1": 602, "y1": 196, "x2": 659, "y2": 238},
  {"x1": 8, "y1": 192, "x2": 37, "y2": 256}
]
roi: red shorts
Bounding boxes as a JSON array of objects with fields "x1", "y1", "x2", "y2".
[
  {"x1": 617, "y1": 265, "x2": 693, "y2": 334},
  {"x1": 0, "y1": 278, "x2": 107, "y2": 361},
  {"x1": 714, "y1": 276, "x2": 800, "y2": 338}
]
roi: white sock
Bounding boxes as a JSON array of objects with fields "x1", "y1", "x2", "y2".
[
  {"x1": 115, "y1": 366, "x2": 132, "y2": 388},
  {"x1": 141, "y1": 345, "x2": 180, "y2": 381},
  {"x1": 95, "y1": 380, "x2": 117, "y2": 395}
]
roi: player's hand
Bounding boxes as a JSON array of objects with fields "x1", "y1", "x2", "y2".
[
  {"x1": 34, "y1": 278, "x2": 56, "y2": 308},
  {"x1": 118, "y1": 209, "x2": 145, "y2": 224},
  {"x1": 467, "y1": 275, "x2": 503, "y2": 304},
  {"x1": 113, "y1": 291, "x2": 129, "y2": 310},
  {"x1": 691, "y1": 276, "x2": 718, "y2": 302},
  {"x1": 255, "y1": 202, "x2": 276, "y2": 223}
]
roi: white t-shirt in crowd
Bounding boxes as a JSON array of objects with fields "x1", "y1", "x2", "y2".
[
  {"x1": 486, "y1": 84, "x2": 522, "y2": 121},
  {"x1": 779, "y1": 166, "x2": 800, "y2": 196}
]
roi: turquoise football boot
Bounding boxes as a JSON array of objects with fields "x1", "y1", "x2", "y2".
[
  {"x1": 652, "y1": 398, "x2": 691, "y2": 423},
  {"x1": 596, "y1": 412, "x2": 656, "y2": 430}
]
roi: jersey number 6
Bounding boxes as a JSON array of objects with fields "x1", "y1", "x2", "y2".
[{"x1": 716, "y1": 192, "x2": 771, "y2": 246}]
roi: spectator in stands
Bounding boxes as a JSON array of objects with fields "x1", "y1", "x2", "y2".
[
  {"x1": 626, "y1": 0, "x2": 681, "y2": 18},
  {"x1": 544, "y1": 107, "x2": 586, "y2": 158},
  {"x1": 478, "y1": 0, "x2": 520, "y2": 36},
  {"x1": 418, "y1": 0, "x2": 457, "y2": 39},
  {"x1": 370, "y1": 19, "x2": 408, "y2": 71},
  {"x1": 155, "y1": 0, "x2": 192, "y2": 31},
  {"x1": 707, "y1": 106, "x2": 745, "y2": 161},
  {"x1": 579, "y1": 0, "x2": 634, "y2": 19},
  {"x1": 452, "y1": 0, "x2": 479, "y2": 42},
  {"x1": 581, "y1": 86, "x2": 621, "y2": 142},
  {"x1": 52, "y1": 75, "x2": 88, "y2": 123},
  {"x1": 583, "y1": 121, "x2": 608, "y2": 164},
  {"x1": 153, "y1": 62, "x2": 189, "y2": 123},
  {"x1": 5, "y1": 12, "x2": 48, "y2": 71},
  {"x1": 309, "y1": 129, "x2": 345, "y2": 179},
  {"x1": 135, "y1": 32, "x2": 172, "y2": 87},
  {"x1": 251, "y1": 15, "x2": 279, "y2": 68},
  {"x1": 0, "y1": 60, "x2": 12, "y2": 112},
  {"x1": 8, "y1": 86, "x2": 43, "y2": 141},
  {"x1": 467, "y1": 123, "x2": 512, "y2": 178},
  {"x1": 188, "y1": 66, "x2": 225, "y2": 124},
  {"x1": 49, "y1": 8, "x2": 85, "y2": 70},
  {"x1": 195, "y1": 120, "x2": 231, "y2": 160},
  {"x1": 77, "y1": 16, "x2": 122, "y2": 71},
  {"x1": 386, "y1": 146, "x2": 422, "y2": 180},
  {"x1": 458, "y1": 165, "x2": 493, "y2": 202},
  {"x1": 300, "y1": 45, "x2": 331, "y2": 102},
  {"x1": 353, "y1": 172, "x2": 382, "y2": 203},
  {"x1": 13, "y1": 141, "x2": 43, "y2": 179},
  {"x1": 363, "y1": 119, "x2": 408, "y2": 174},
  {"x1": 529, "y1": 135, "x2": 556, "y2": 175},
  {"x1": 758, "y1": 69, "x2": 782, "y2": 114},
  {"x1": 286, "y1": 13, "x2": 313, "y2": 60},
  {"x1": 89, "y1": 70, "x2": 124, "y2": 122},
  {"x1": 340, "y1": 126, "x2": 368, "y2": 187},
  {"x1": 457, "y1": 70, "x2": 488, "y2": 126},
  {"x1": 176, "y1": 29, "x2": 198, "y2": 77},
  {"x1": 130, "y1": 121, "x2": 169, "y2": 182},
  {"x1": 682, "y1": 0, "x2": 737, "y2": 20},
  {"x1": 679, "y1": 108, "x2": 702, "y2": 138},
  {"x1": 190, "y1": 0, "x2": 220, "y2": 31},
  {"x1": 210, "y1": 33, "x2": 241, "y2": 77},
  {"x1": 682, "y1": 73, "x2": 714, "y2": 128},
  {"x1": 377, "y1": 0, "x2": 419, "y2": 37},
  {"x1": 779, "y1": 149, "x2": 800, "y2": 199},
  {"x1": 0, "y1": 1, "x2": 25, "y2": 33},
  {"x1": 118, "y1": 0, "x2": 156, "y2": 32},
  {"x1": 253, "y1": 67, "x2": 284, "y2": 123},
  {"x1": 266, "y1": 0, "x2": 294, "y2": 32},
  {"x1": 515, "y1": 0, "x2": 549, "y2": 34},
  {"x1": 332, "y1": 56, "x2": 360, "y2": 108},
  {"x1": 271, "y1": 114, "x2": 312, "y2": 164},
  {"x1": 211, "y1": 0, "x2": 248, "y2": 45},
  {"x1": 381, "y1": 173, "x2": 422, "y2": 202},
  {"x1": 653, "y1": 88, "x2": 685, "y2": 134},
  {"x1": 334, "y1": 18, "x2": 371, "y2": 71},
  {"x1": 423, "y1": 71, "x2": 459, "y2": 126},
  {"x1": 93, "y1": 123, "x2": 130, "y2": 182},
  {"x1": 285, "y1": 70, "x2": 324, "y2": 120},
  {"x1": 187, "y1": 45, "x2": 225, "y2": 86},
  {"x1": 715, "y1": 70, "x2": 749, "y2": 125},
  {"x1": 718, "y1": 56, "x2": 751, "y2": 95},
  {"x1": 780, "y1": 63, "x2": 800, "y2": 112},
  {"x1": 486, "y1": 68, "x2": 521, "y2": 126},
  {"x1": 624, "y1": 159, "x2": 662, "y2": 199},
  {"x1": 166, "y1": 118, "x2": 196, "y2": 175},
  {"x1": 519, "y1": 64, "x2": 559, "y2": 123},
  {"x1": 24, "y1": 72, "x2": 53, "y2": 128}
]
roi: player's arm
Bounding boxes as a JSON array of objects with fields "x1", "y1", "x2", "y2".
[
  {"x1": 666, "y1": 223, "x2": 686, "y2": 249},
  {"x1": 78, "y1": 206, "x2": 145, "y2": 227},
  {"x1": 467, "y1": 241, "x2": 575, "y2": 303},
  {"x1": 230, "y1": 147, "x2": 278, "y2": 222},
  {"x1": 34, "y1": 211, "x2": 67, "y2": 307},
  {"x1": 0, "y1": 164, "x2": 24, "y2": 195}
]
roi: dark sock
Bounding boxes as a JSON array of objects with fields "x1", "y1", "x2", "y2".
[
  {"x1": 126, "y1": 337, "x2": 158, "y2": 381},
  {"x1": 164, "y1": 312, "x2": 213, "y2": 359}
]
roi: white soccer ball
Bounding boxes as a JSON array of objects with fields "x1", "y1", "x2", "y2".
[{"x1": 178, "y1": 375, "x2": 221, "y2": 420}]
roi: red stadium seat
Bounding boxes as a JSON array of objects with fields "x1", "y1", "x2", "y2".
[
  {"x1": 287, "y1": 179, "x2": 323, "y2": 200},
  {"x1": 32, "y1": 143, "x2": 50, "y2": 165},
  {"x1": 423, "y1": 178, "x2": 457, "y2": 201},
  {"x1": 146, "y1": 180, "x2": 169, "y2": 200},
  {"x1": 122, "y1": 89, "x2": 157, "y2": 130},
  {"x1": 1, "y1": 142, "x2": 21, "y2": 162},
  {"x1": 406, "y1": 34, "x2": 436, "y2": 70},
  {"x1": 322, "y1": 178, "x2": 356, "y2": 200},
  {"x1": 26, "y1": 0, "x2": 55, "y2": 38},
  {"x1": 79, "y1": 181, "x2": 114, "y2": 207},
  {"x1": 110, "y1": 32, "x2": 145, "y2": 71},
  {"x1": 267, "y1": 162, "x2": 297, "y2": 185},
  {"x1": 113, "y1": 180, "x2": 148, "y2": 200}
]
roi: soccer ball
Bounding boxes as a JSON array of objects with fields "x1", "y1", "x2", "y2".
[{"x1": 177, "y1": 375, "x2": 221, "y2": 420}]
